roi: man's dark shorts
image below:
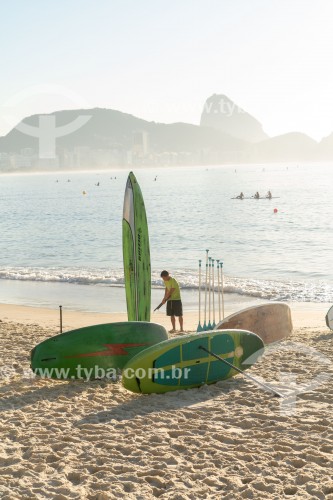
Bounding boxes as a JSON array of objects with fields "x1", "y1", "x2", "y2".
[{"x1": 167, "y1": 300, "x2": 183, "y2": 317}]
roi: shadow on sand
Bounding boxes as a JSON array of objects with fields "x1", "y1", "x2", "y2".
[
  {"x1": 73, "y1": 378, "x2": 248, "y2": 426},
  {"x1": 0, "y1": 378, "x2": 112, "y2": 412}
]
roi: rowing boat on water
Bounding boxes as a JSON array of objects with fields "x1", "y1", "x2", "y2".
[{"x1": 231, "y1": 196, "x2": 280, "y2": 200}]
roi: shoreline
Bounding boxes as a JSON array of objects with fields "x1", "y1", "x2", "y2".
[
  {"x1": 0, "y1": 300, "x2": 330, "y2": 333},
  {"x1": 1, "y1": 277, "x2": 282, "y2": 326},
  {"x1": 2, "y1": 273, "x2": 332, "y2": 309},
  {"x1": 2, "y1": 161, "x2": 333, "y2": 177}
]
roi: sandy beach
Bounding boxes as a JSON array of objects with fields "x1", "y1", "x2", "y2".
[{"x1": 1, "y1": 302, "x2": 332, "y2": 499}]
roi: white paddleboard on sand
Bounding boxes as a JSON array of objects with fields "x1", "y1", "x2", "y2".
[
  {"x1": 325, "y1": 305, "x2": 333, "y2": 330},
  {"x1": 214, "y1": 302, "x2": 292, "y2": 344}
]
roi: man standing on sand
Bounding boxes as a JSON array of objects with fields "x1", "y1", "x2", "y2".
[{"x1": 160, "y1": 270, "x2": 184, "y2": 333}]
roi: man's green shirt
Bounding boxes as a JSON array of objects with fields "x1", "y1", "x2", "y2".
[{"x1": 165, "y1": 277, "x2": 181, "y2": 300}]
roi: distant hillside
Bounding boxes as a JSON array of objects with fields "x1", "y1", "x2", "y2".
[
  {"x1": 250, "y1": 132, "x2": 318, "y2": 162},
  {"x1": 0, "y1": 108, "x2": 245, "y2": 155},
  {"x1": 317, "y1": 133, "x2": 333, "y2": 160},
  {"x1": 1, "y1": 100, "x2": 333, "y2": 171},
  {"x1": 0, "y1": 109, "x2": 150, "y2": 153},
  {"x1": 200, "y1": 94, "x2": 268, "y2": 143}
]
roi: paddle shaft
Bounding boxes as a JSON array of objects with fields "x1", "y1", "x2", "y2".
[
  {"x1": 204, "y1": 250, "x2": 209, "y2": 325},
  {"x1": 198, "y1": 345, "x2": 283, "y2": 398},
  {"x1": 212, "y1": 259, "x2": 215, "y2": 326},
  {"x1": 208, "y1": 257, "x2": 212, "y2": 324},
  {"x1": 220, "y1": 262, "x2": 225, "y2": 319},
  {"x1": 198, "y1": 260, "x2": 202, "y2": 327},
  {"x1": 59, "y1": 305, "x2": 63, "y2": 333},
  {"x1": 216, "y1": 259, "x2": 221, "y2": 323}
]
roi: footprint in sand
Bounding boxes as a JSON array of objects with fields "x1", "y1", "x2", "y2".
[{"x1": 284, "y1": 486, "x2": 298, "y2": 495}]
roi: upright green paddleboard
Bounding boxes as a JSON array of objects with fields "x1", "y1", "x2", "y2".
[
  {"x1": 122, "y1": 172, "x2": 151, "y2": 321},
  {"x1": 122, "y1": 329, "x2": 264, "y2": 394},
  {"x1": 31, "y1": 322, "x2": 167, "y2": 380}
]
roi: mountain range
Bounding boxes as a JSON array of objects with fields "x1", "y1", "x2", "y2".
[{"x1": 1, "y1": 94, "x2": 333, "y2": 171}]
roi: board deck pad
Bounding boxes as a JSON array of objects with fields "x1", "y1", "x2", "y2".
[
  {"x1": 31, "y1": 322, "x2": 167, "y2": 379},
  {"x1": 122, "y1": 329, "x2": 264, "y2": 394},
  {"x1": 326, "y1": 305, "x2": 333, "y2": 330},
  {"x1": 215, "y1": 303, "x2": 292, "y2": 344},
  {"x1": 122, "y1": 172, "x2": 151, "y2": 321}
]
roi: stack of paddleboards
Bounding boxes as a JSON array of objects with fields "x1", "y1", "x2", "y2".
[
  {"x1": 30, "y1": 172, "x2": 266, "y2": 395},
  {"x1": 30, "y1": 324, "x2": 265, "y2": 394}
]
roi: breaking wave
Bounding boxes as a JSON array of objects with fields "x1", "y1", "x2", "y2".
[{"x1": 1, "y1": 266, "x2": 332, "y2": 303}]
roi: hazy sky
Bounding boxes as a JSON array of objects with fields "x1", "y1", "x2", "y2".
[{"x1": 1, "y1": 0, "x2": 333, "y2": 140}]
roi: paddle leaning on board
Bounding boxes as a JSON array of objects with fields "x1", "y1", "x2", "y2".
[{"x1": 122, "y1": 329, "x2": 283, "y2": 397}]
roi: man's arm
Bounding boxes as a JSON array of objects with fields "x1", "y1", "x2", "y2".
[{"x1": 162, "y1": 287, "x2": 175, "y2": 304}]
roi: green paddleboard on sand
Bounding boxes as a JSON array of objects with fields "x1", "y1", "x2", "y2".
[
  {"x1": 122, "y1": 329, "x2": 264, "y2": 394},
  {"x1": 31, "y1": 322, "x2": 167, "y2": 380},
  {"x1": 122, "y1": 172, "x2": 151, "y2": 321}
]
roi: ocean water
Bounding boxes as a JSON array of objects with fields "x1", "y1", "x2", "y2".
[{"x1": 0, "y1": 164, "x2": 332, "y2": 312}]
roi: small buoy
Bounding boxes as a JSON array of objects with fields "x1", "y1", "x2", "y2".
[
  {"x1": 82, "y1": 191, "x2": 87, "y2": 195},
  {"x1": 274, "y1": 208, "x2": 278, "y2": 213}
]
